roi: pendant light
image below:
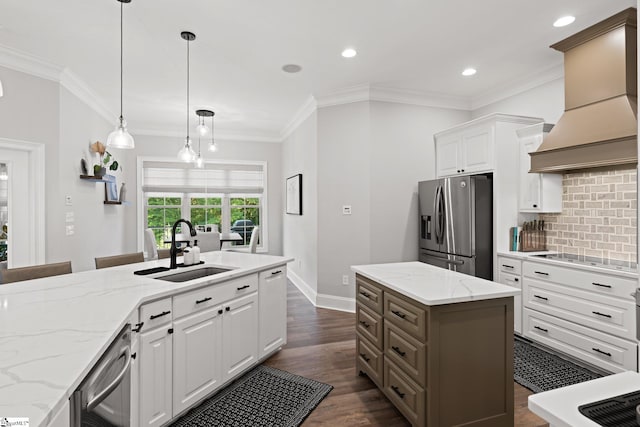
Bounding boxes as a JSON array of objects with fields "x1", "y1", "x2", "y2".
[
  {"x1": 195, "y1": 110, "x2": 213, "y2": 167},
  {"x1": 178, "y1": 31, "x2": 197, "y2": 162},
  {"x1": 207, "y1": 111, "x2": 218, "y2": 152},
  {"x1": 106, "y1": 0, "x2": 135, "y2": 149},
  {"x1": 196, "y1": 114, "x2": 209, "y2": 136}
]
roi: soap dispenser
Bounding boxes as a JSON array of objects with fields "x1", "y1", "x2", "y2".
[
  {"x1": 183, "y1": 244, "x2": 193, "y2": 266},
  {"x1": 192, "y1": 239, "x2": 201, "y2": 264}
]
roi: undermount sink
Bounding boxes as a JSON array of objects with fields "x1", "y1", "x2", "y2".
[{"x1": 155, "y1": 266, "x2": 232, "y2": 283}]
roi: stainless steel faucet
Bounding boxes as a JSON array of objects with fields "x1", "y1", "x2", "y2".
[{"x1": 170, "y1": 219, "x2": 197, "y2": 269}]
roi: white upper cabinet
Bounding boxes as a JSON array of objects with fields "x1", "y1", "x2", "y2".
[
  {"x1": 517, "y1": 123, "x2": 562, "y2": 213},
  {"x1": 435, "y1": 122, "x2": 493, "y2": 177}
]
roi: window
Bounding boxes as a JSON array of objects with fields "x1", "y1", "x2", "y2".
[
  {"x1": 140, "y1": 160, "x2": 267, "y2": 250},
  {"x1": 145, "y1": 194, "x2": 182, "y2": 248}
]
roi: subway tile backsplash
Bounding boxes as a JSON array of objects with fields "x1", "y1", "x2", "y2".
[{"x1": 540, "y1": 167, "x2": 638, "y2": 263}]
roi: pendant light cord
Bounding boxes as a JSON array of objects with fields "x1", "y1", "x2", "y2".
[
  {"x1": 119, "y1": 0, "x2": 124, "y2": 122},
  {"x1": 186, "y1": 36, "x2": 190, "y2": 140}
]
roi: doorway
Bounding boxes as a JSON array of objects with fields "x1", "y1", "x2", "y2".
[{"x1": 0, "y1": 138, "x2": 45, "y2": 268}]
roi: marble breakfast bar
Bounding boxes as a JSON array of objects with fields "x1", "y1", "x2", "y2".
[
  {"x1": 0, "y1": 251, "x2": 292, "y2": 427},
  {"x1": 352, "y1": 262, "x2": 521, "y2": 426}
]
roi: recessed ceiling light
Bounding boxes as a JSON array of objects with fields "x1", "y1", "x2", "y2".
[
  {"x1": 462, "y1": 68, "x2": 477, "y2": 77},
  {"x1": 553, "y1": 16, "x2": 575, "y2": 27},
  {"x1": 341, "y1": 48, "x2": 357, "y2": 58},
  {"x1": 282, "y1": 64, "x2": 302, "y2": 73}
]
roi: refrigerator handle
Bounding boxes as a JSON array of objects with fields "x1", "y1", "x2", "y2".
[
  {"x1": 433, "y1": 186, "x2": 441, "y2": 244},
  {"x1": 437, "y1": 185, "x2": 445, "y2": 244}
]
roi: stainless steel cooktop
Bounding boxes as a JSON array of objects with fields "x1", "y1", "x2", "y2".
[{"x1": 532, "y1": 253, "x2": 638, "y2": 273}]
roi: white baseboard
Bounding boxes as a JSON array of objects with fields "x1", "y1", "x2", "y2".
[
  {"x1": 287, "y1": 271, "x2": 356, "y2": 313},
  {"x1": 316, "y1": 293, "x2": 356, "y2": 313},
  {"x1": 287, "y1": 270, "x2": 317, "y2": 305}
]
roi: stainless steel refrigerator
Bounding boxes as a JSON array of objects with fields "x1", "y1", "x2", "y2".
[{"x1": 419, "y1": 174, "x2": 493, "y2": 280}]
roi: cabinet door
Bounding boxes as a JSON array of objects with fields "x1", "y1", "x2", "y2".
[
  {"x1": 460, "y1": 125, "x2": 493, "y2": 174},
  {"x1": 498, "y1": 271, "x2": 522, "y2": 334},
  {"x1": 173, "y1": 306, "x2": 223, "y2": 415},
  {"x1": 222, "y1": 292, "x2": 259, "y2": 381},
  {"x1": 435, "y1": 133, "x2": 462, "y2": 177},
  {"x1": 519, "y1": 135, "x2": 543, "y2": 211},
  {"x1": 259, "y1": 267, "x2": 287, "y2": 358},
  {"x1": 139, "y1": 327, "x2": 173, "y2": 427}
]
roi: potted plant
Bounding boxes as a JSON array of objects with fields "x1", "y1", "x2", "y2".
[{"x1": 90, "y1": 141, "x2": 120, "y2": 177}]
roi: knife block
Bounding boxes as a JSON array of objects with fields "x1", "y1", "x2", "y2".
[{"x1": 520, "y1": 230, "x2": 546, "y2": 252}]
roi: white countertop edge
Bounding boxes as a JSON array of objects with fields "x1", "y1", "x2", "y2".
[
  {"x1": 352, "y1": 262, "x2": 520, "y2": 306},
  {"x1": 0, "y1": 252, "x2": 293, "y2": 427},
  {"x1": 497, "y1": 251, "x2": 638, "y2": 279},
  {"x1": 528, "y1": 371, "x2": 640, "y2": 427}
]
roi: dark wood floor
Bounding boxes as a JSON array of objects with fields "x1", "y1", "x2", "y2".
[{"x1": 263, "y1": 283, "x2": 549, "y2": 426}]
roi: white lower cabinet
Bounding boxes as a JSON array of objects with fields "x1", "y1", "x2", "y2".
[
  {"x1": 496, "y1": 256, "x2": 522, "y2": 334},
  {"x1": 173, "y1": 306, "x2": 223, "y2": 415},
  {"x1": 138, "y1": 266, "x2": 286, "y2": 427},
  {"x1": 139, "y1": 325, "x2": 173, "y2": 427},
  {"x1": 259, "y1": 267, "x2": 287, "y2": 358},
  {"x1": 222, "y1": 292, "x2": 259, "y2": 382}
]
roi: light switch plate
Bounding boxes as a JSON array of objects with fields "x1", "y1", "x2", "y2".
[
  {"x1": 342, "y1": 205, "x2": 352, "y2": 215},
  {"x1": 65, "y1": 195, "x2": 72, "y2": 206},
  {"x1": 65, "y1": 225, "x2": 75, "y2": 236},
  {"x1": 342, "y1": 275, "x2": 349, "y2": 285}
]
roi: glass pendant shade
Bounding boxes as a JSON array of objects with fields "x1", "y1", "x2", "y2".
[
  {"x1": 195, "y1": 154, "x2": 204, "y2": 168},
  {"x1": 196, "y1": 121, "x2": 210, "y2": 136},
  {"x1": 107, "y1": 117, "x2": 135, "y2": 149},
  {"x1": 178, "y1": 138, "x2": 196, "y2": 162},
  {"x1": 208, "y1": 140, "x2": 218, "y2": 152}
]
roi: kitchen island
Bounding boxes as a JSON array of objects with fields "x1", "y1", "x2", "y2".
[
  {"x1": 352, "y1": 261, "x2": 520, "y2": 427},
  {"x1": 0, "y1": 251, "x2": 292, "y2": 427}
]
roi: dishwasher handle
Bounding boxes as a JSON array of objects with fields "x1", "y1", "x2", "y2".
[{"x1": 86, "y1": 346, "x2": 132, "y2": 411}]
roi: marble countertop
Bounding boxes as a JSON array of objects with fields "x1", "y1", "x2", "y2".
[
  {"x1": 351, "y1": 261, "x2": 520, "y2": 306},
  {"x1": 497, "y1": 250, "x2": 638, "y2": 279},
  {"x1": 528, "y1": 371, "x2": 640, "y2": 427},
  {"x1": 0, "y1": 251, "x2": 292, "y2": 427}
]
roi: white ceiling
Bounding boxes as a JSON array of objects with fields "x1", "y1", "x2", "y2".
[{"x1": 0, "y1": 0, "x2": 635, "y2": 141}]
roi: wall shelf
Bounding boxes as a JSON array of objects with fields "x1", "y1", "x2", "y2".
[
  {"x1": 79, "y1": 174, "x2": 116, "y2": 183},
  {"x1": 104, "y1": 200, "x2": 130, "y2": 206}
]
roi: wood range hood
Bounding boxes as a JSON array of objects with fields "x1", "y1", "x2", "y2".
[{"x1": 530, "y1": 7, "x2": 638, "y2": 173}]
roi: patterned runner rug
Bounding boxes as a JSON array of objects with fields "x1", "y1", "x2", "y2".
[
  {"x1": 170, "y1": 365, "x2": 333, "y2": 427},
  {"x1": 514, "y1": 337, "x2": 606, "y2": 393}
]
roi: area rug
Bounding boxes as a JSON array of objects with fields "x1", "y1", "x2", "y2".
[
  {"x1": 170, "y1": 365, "x2": 333, "y2": 427},
  {"x1": 514, "y1": 337, "x2": 605, "y2": 393}
]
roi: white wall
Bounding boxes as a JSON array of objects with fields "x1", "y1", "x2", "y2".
[
  {"x1": 282, "y1": 112, "x2": 318, "y2": 295},
  {"x1": 472, "y1": 78, "x2": 565, "y2": 124},
  {"x1": 132, "y1": 134, "x2": 283, "y2": 255}
]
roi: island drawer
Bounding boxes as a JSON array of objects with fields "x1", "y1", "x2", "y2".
[
  {"x1": 523, "y1": 308, "x2": 638, "y2": 373},
  {"x1": 523, "y1": 278, "x2": 636, "y2": 341},
  {"x1": 384, "y1": 292, "x2": 427, "y2": 341},
  {"x1": 498, "y1": 256, "x2": 521, "y2": 276},
  {"x1": 356, "y1": 334, "x2": 383, "y2": 387},
  {"x1": 356, "y1": 304, "x2": 383, "y2": 350},
  {"x1": 356, "y1": 275, "x2": 383, "y2": 314},
  {"x1": 384, "y1": 321, "x2": 426, "y2": 387},
  {"x1": 523, "y1": 261, "x2": 636, "y2": 301},
  {"x1": 384, "y1": 358, "x2": 425, "y2": 426},
  {"x1": 140, "y1": 297, "x2": 173, "y2": 330},
  {"x1": 174, "y1": 285, "x2": 223, "y2": 318}
]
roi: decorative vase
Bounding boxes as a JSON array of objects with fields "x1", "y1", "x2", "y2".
[
  {"x1": 94, "y1": 165, "x2": 106, "y2": 178},
  {"x1": 119, "y1": 183, "x2": 127, "y2": 203}
]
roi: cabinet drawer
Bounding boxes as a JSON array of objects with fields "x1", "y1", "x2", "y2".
[
  {"x1": 498, "y1": 271, "x2": 521, "y2": 289},
  {"x1": 498, "y1": 257, "x2": 522, "y2": 276},
  {"x1": 523, "y1": 308, "x2": 638, "y2": 373},
  {"x1": 172, "y1": 274, "x2": 258, "y2": 319},
  {"x1": 356, "y1": 275, "x2": 383, "y2": 314},
  {"x1": 384, "y1": 321, "x2": 426, "y2": 387},
  {"x1": 523, "y1": 278, "x2": 636, "y2": 340},
  {"x1": 140, "y1": 297, "x2": 173, "y2": 330},
  {"x1": 356, "y1": 304, "x2": 383, "y2": 350},
  {"x1": 384, "y1": 358, "x2": 425, "y2": 426},
  {"x1": 384, "y1": 292, "x2": 427, "y2": 341},
  {"x1": 356, "y1": 334, "x2": 383, "y2": 387},
  {"x1": 523, "y1": 261, "x2": 636, "y2": 301}
]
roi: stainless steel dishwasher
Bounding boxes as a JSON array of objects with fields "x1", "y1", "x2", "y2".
[{"x1": 71, "y1": 324, "x2": 132, "y2": 426}]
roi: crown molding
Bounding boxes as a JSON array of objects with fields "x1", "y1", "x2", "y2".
[
  {"x1": 59, "y1": 68, "x2": 115, "y2": 124},
  {"x1": 314, "y1": 83, "x2": 371, "y2": 107},
  {"x1": 0, "y1": 43, "x2": 62, "y2": 81},
  {"x1": 280, "y1": 95, "x2": 317, "y2": 140},
  {"x1": 369, "y1": 86, "x2": 470, "y2": 110},
  {"x1": 470, "y1": 63, "x2": 564, "y2": 110},
  {"x1": 133, "y1": 128, "x2": 282, "y2": 143}
]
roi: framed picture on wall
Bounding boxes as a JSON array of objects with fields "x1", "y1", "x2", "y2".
[{"x1": 286, "y1": 173, "x2": 302, "y2": 215}]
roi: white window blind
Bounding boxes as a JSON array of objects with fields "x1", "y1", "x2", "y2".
[{"x1": 142, "y1": 161, "x2": 264, "y2": 194}]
